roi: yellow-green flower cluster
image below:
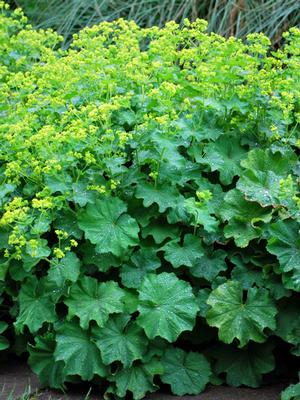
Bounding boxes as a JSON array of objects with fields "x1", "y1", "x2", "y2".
[{"x1": 0, "y1": 198, "x2": 29, "y2": 226}]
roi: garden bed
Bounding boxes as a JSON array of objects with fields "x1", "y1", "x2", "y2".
[{"x1": 0, "y1": 4, "x2": 300, "y2": 400}]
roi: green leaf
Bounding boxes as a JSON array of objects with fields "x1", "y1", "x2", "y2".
[
  {"x1": 80, "y1": 242, "x2": 120, "y2": 273},
  {"x1": 161, "y1": 348, "x2": 211, "y2": 395},
  {"x1": 267, "y1": 220, "x2": 300, "y2": 291},
  {"x1": 28, "y1": 333, "x2": 65, "y2": 389},
  {"x1": 184, "y1": 198, "x2": 219, "y2": 233},
  {"x1": 283, "y1": 273, "x2": 300, "y2": 294},
  {"x1": 0, "y1": 321, "x2": 7, "y2": 335},
  {"x1": 64, "y1": 276, "x2": 124, "y2": 329},
  {"x1": 161, "y1": 234, "x2": 204, "y2": 268},
  {"x1": 0, "y1": 335, "x2": 9, "y2": 351},
  {"x1": 224, "y1": 219, "x2": 261, "y2": 248},
  {"x1": 190, "y1": 249, "x2": 227, "y2": 281},
  {"x1": 137, "y1": 273, "x2": 198, "y2": 342},
  {"x1": 130, "y1": 201, "x2": 157, "y2": 228},
  {"x1": 116, "y1": 109, "x2": 137, "y2": 126},
  {"x1": 237, "y1": 149, "x2": 297, "y2": 207},
  {"x1": 0, "y1": 184, "x2": 16, "y2": 207},
  {"x1": 70, "y1": 182, "x2": 95, "y2": 207},
  {"x1": 230, "y1": 257, "x2": 264, "y2": 289},
  {"x1": 43, "y1": 276, "x2": 68, "y2": 304},
  {"x1": 220, "y1": 189, "x2": 273, "y2": 247},
  {"x1": 92, "y1": 314, "x2": 148, "y2": 367},
  {"x1": 207, "y1": 281, "x2": 277, "y2": 347},
  {"x1": 141, "y1": 221, "x2": 179, "y2": 244},
  {"x1": 54, "y1": 210, "x2": 82, "y2": 239},
  {"x1": 275, "y1": 301, "x2": 300, "y2": 348},
  {"x1": 9, "y1": 260, "x2": 31, "y2": 282},
  {"x1": 120, "y1": 248, "x2": 160, "y2": 289},
  {"x1": 22, "y1": 238, "x2": 51, "y2": 271},
  {"x1": 45, "y1": 173, "x2": 72, "y2": 194},
  {"x1": 220, "y1": 189, "x2": 273, "y2": 223},
  {"x1": 31, "y1": 212, "x2": 52, "y2": 235},
  {"x1": 123, "y1": 289, "x2": 139, "y2": 314},
  {"x1": 0, "y1": 321, "x2": 7, "y2": 334},
  {"x1": 47, "y1": 252, "x2": 80, "y2": 286},
  {"x1": 265, "y1": 273, "x2": 291, "y2": 300},
  {"x1": 241, "y1": 148, "x2": 296, "y2": 176},
  {"x1": 229, "y1": 253, "x2": 290, "y2": 300},
  {"x1": 0, "y1": 259, "x2": 9, "y2": 281},
  {"x1": 211, "y1": 343, "x2": 275, "y2": 387},
  {"x1": 177, "y1": 116, "x2": 222, "y2": 143},
  {"x1": 167, "y1": 198, "x2": 190, "y2": 225},
  {"x1": 78, "y1": 197, "x2": 139, "y2": 257},
  {"x1": 107, "y1": 358, "x2": 163, "y2": 400},
  {"x1": 159, "y1": 159, "x2": 200, "y2": 186},
  {"x1": 196, "y1": 289, "x2": 211, "y2": 318},
  {"x1": 150, "y1": 130, "x2": 186, "y2": 168},
  {"x1": 199, "y1": 136, "x2": 247, "y2": 185},
  {"x1": 14, "y1": 277, "x2": 56, "y2": 333},
  {"x1": 54, "y1": 321, "x2": 107, "y2": 380},
  {"x1": 25, "y1": 238, "x2": 51, "y2": 259},
  {"x1": 238, "y1": 169, "x2": 281, "y2": 206},
  {"x1": 0, "y1": 321, "x2": 9, "y2": 351},
  {"x1": 135, "y1": 182, "x2": 179, "y2": 213},
  {"x1": 281, "y1": 382, "x2": 300, "y2": 400}
]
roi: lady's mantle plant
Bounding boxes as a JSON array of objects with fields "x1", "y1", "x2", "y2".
[{"x1": 0, "y1": 2, "x2": 300, "y2": 398}]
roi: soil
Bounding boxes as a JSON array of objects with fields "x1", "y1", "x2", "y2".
[{"x1": 0, "y1": 359, "x2": 285, "y2": 400}]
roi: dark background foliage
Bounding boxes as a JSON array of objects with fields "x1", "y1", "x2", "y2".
[{"x1": 8, "y1": 0, "x2": 300, "y2": 45}]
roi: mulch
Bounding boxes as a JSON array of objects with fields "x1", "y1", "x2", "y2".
[{"x1": 0, "y1": 359, "x2": 285, "y2": 400}]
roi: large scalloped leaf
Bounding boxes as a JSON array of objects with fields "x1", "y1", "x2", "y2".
[
  {"x1": 220, "y1": 189, "x2": 273, "y2": 222},
  {"x1": 54, "y1": 321, "x2": 107, "y2": 380},
  {"x1": 229, "y1": 253, "x2": 290, "y2": 300},
  {"x1": 267, "y1": 220, "x2": 300, "y2": 291},
  {"x1": 120, "y1": 248, "x2": 161, "y2": 289},
  {"x1": 14, "y1": 277, "x2": 56, "y2": 334},
  {"x1": 267, "y1": 220, "x2": 300, "y2": 272},
  {"x1": 161, "y1": 234, "x2": 204, "y2": 268},
  {"x1": 107, "y1": 357, "x2": 163, "y2": 400},
  {"x1": 47, "y1": 252, "x2": 81, "y2": 286},
  {"x1": 242, "y1": 148, "x2": 297, "y2": 174},
  {"x1": 281, "y1": 381, "x2": 300, "y2": 400},
  {"x1": 190, "y1": 249, "x2": 227, "y2": 281},
  {"x1": 64, "y1": 276, "x2": 125, "y2": 329},
  {"x1": 141, "y1": 221, "x2": 179, "y2": 244},
  {"x1": 78, "y1": 197, "x2": 139, "y2": 256},
  {"x1": 275, "y1": 301, "x2": 300, "y2": 350},
  {"x1": 220, "y1": 189, "x2": 273, "y2": 247},
  {"x1": 137, "y1": 273, "x2": 198, "y2": 342},
  {"x1": 206, "y1": 281, "x2": 277, "y2": 347},
  {"x1": 161, "y1": 347, "x2": 211, "y2": 395},
  {"x1": 54, "y1": 209, "x2": 83, "y2": 239},
  {"x1": 184, "y1": 198, "x2": 219, "y2": 233},
  {"x1": 92, "y1": 314, "x2": 148, "y2": 367},
  {"x1": 135, "y1": 181, "x2": 179, "y2": 213},
  {"x1": 80, "y1": 242, "x2": 120, "y2": 273},
  {"x1": 237, "y1": 149, "x2": 297, "y2": 207},
  {"x1": 199, "y1": 136, "x2": 247, "y2": 185},
  {"x1": 150, "y1": 130, "x2": 186, "y2": 169},
  {"x1": 28, "y1": 333, "x2": 66, "y2": 389},
  {"x1": 210, "y1": 343, "x2": 275, "y2": 388},
  {"x1": 224, "y1": 219, "x2": 262, "y2": 248}
]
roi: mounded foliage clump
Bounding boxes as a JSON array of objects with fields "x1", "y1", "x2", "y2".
[{"x1": 0, "y1": 2, "x2": 300, "y2": 398}]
